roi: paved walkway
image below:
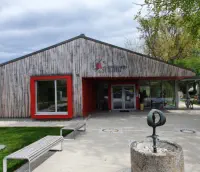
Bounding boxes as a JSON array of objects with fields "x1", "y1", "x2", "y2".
[
  {"x1": 179, "y1": 101, "x2": 200, "y2": 109},
  {"x1": 1, "y1": 110, "x2": 200, "y2": 127},
  {"x1": 0, "y1": 117, "x2": 84, "y2": 127},
  {"x1": 12, "y1": 111, "x2": 200, "y2": 172}
]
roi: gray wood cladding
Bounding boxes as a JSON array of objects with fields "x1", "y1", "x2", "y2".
[
  {"x1": 0, "y1": 37, "x2": 195, "y2": 118},
  {"x1": 79, "y1": 38, "x2": 194, "y2": 77},
  {"x1": 0, "y1": 39, "x2": 80, "y2": 118}
]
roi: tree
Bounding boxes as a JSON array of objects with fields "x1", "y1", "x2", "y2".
[
  {"x1": 137, "y1": 16, "x2": 198, "y2": 61},
  {"x1": 174, "y1": 55, "x2": 200, "y2": 75},
  {"x1": 124, "y1": 37, "x2": 145, "y2": 54},
  {"x1": 134, "y1": 0, "x2": 200, "y2": 61},
  {"x1": 135, "y1": 0, "x2": 200, "y2": 37}
]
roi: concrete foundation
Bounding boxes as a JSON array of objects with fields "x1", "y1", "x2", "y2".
[{"x1": 130, "y1": 140, "x2": 184, "y2": 172}]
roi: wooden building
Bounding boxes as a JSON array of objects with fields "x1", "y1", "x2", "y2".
[{"x1": 0, "y1": 34, "x2": 195, "y2": 119}]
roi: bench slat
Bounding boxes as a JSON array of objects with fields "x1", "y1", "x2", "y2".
[
  {"x1": 6, "y1": 136, "x2": 63, "y2": 159},
  {"x1": 62, "y1": 122, "x2": 85, "y2": 130},
  {"x1": 28, "y1": 139, "x2": 62, "y2": 161}
]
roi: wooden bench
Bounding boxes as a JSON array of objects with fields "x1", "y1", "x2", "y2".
[
  {"x1": 60, "y1": 121, "x2": 86, "y2": 139},
  {"x1": 3, "y1": 136, "x2": 63, "y2": 172}
]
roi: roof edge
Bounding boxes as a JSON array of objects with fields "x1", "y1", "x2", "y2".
[
  {"x1": 0, "y1": 34, "x2": 84, "y2": 67},
  {"x1": 0, "y1": 34, "x2": 195, "y2": 74}
]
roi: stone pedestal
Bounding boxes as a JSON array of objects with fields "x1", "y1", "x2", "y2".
[{"x1": 130, "y1": 140, "x2": 184, "y2": 172}]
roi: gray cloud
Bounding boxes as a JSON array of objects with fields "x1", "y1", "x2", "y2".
[{"x1": 0, "y1": 0, "x2": 143, "y2": 63}]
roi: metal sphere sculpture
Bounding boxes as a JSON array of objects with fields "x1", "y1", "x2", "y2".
[{"x1": 147, "y1": 109, "x2": 166, "y2": 153}]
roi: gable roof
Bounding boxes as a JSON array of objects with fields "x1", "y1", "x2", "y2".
[{"x1": 0, "y1": 34, "x2": 195, "y2": 73}]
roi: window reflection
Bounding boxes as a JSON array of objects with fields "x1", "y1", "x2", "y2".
[
  {"x1": 124, "y1": 86, "x2": 134, "y2": 109},
  {"x1": 140, "y1": 85, "x2": 151, "y2": 108},
  {"x1": 113, "y1": 87, "x2": 122, "y2": 99},
  {"x1": 139, "y1": 80, "x2": 176, "y2": 109},
  {"x1": 162, "y1": 81, "x2": 175, "y2": 108},
  {"x1": 37, "y1": 79, "x2": 67, "y2": 113},
  {"x1": 113, "y1": 86, "x2": 123, "y2": 109},
  {"x1": 37, "y1": 81, "x2": 55, "y2": 112},
  {"x1": 57, "y1": 80, "x2": 67, "y2": 112},
  {"x1": 150, "y1": 81, "x2": 164, "y2": 109}
]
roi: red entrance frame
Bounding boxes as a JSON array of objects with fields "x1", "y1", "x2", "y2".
[{"x1": 30, "y1": 75, "x2": 73, "y2": 119}]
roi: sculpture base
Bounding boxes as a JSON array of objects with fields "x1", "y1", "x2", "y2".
[{"x1": 130, "y1": 140, "x2": 184, "y2": 172}]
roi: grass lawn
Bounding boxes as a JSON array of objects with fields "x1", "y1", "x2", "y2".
[{"x1": 0, "y1": 127, "x2": 72, "y2": 172}]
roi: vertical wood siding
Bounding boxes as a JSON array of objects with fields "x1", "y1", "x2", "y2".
[
  {"x1": 0, "y1": 39, "x2": 81, "y2": 118},
  {"x1": 0, "y1": 37, "x2": 195, "y2": 118},
  {"x1": 79, "y1": 38, "x2": 195, "y2": 77}
]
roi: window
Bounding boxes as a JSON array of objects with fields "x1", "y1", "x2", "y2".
[
  {"x1": 162, "y1": 81, "x2": 175, "y2": 108},
  {"x1": 139, "y1": 80, "x2": 176, "y2": 109},
  {"x1": 139, "y1": 81, "x2": 151, "y2": 108},
  {"x1": 36, "y1": 80, "x2": 67, "y2": 113},
  {"x1": 150, "y1": 81, "x2": 163, "y2": 109},
  {"x1": 31, "y1": 75, "x2": 72, "y2": 119}
]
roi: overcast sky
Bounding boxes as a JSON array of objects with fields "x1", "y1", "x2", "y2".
[{"x1": 0, "y1": 0, "x2": 143, "y2": 63}]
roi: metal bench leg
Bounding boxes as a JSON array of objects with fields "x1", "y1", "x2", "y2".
[
  {"x1": 3, "y1": 158, "x2": 7, "y2": 172},
  {"x1": 28, "y1": 160, "x2": 31, "y2": 172},
  {"x1": 73, "y1": 130, "x2": 76, "y2": 140},
  {"x1": 60, "y1": 141, "x2": 63, "y2": 151},
  {"x1": 60, "y1": 129, "x2": 63, "y2": 137}
]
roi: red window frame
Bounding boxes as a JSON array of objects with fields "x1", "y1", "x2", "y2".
[{"x1": 30, "y1": 75, "x2": 73, "y2": 119}]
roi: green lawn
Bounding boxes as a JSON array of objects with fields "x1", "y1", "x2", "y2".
[{"x1": 0, "y1": 127, "x2": 72, "y2": 172}]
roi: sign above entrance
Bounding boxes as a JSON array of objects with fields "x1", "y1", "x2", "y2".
[{"x1": 91, "y1": 57, "x2": 127, "y2": 73}]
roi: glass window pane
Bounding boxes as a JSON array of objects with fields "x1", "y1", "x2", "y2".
[
  {"x1": 140, "y1": 86, "x2": 151, "y2": 108},
  {"x1": 113, "y1": 86, "x2": 122, "y2": 98},
  {"x1": 113, "y1": 86, "x2": 123, "y2": 109},
  {"x1": 57, "y1": 80, "x2": 67, "y2": 112},
  {"x1": 140, "y1": 81, "x2": 151, "y2": 108},
  {"x1": 124, "y1": 86, "x2": 135, "y2": 109},
  {"x1": 113, "y1": 101, "x2": 123, "y2": 109},
  {"x1": 150, "y1": 81, "x2": 163, "y2": 109},
  {"x1": 162, "y1": 81, "x2": 175, "y2": 108},
  {"x1": 37, "y1": 81, "x2": 55, "y2": 112}
]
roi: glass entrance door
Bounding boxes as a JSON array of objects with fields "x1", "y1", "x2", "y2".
[
  {"x1": 124, "y1": 86, "x2": 135, "y2": 109},
  {"x1": 112, "y1": 85, "x2": 135, "y2": 110},
  {"x1": 112, "y1": 86, "x2": 123, "y2": 109}
]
